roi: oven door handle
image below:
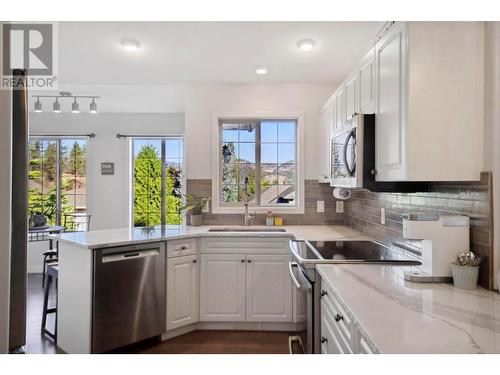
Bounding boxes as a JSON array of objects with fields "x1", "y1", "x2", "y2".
[{"x1": 288, "y1": 262, "x2": 310, "y2": 292}]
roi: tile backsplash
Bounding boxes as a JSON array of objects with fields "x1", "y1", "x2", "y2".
[
  {"x1": 186, "y1": 179, "x2": 344, "y2": 226},
  {"x1": 344, "y1": 172, "x2": 493, "y2": 289},
  {"x1": 187, "y1": 173, "x2": 494, "y2": 289}
]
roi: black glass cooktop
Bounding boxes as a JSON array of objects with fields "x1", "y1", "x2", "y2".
[{"x1": 307, "y1": 241, "x2": 401, "y2": 261}]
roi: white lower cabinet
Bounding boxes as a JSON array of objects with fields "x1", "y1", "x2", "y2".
[
  {"x1": 199, "y1": 253, "x2": 246, "y2": 321},
  {"x1": 166, "y1": 254, "x2": 199, "y2": 330},
  {"x1": 245, "y1": 254, "x2": 293, "y2": 322},
  {"x1": 320, "y1": 280, "x2": 376, "y2": 354}
]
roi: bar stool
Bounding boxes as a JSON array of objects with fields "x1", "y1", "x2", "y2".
[
  {"x1": 41, "y1": 249, "x2": 57, "y2": 288},
  {"x1": 41, "y1": 262, "x2": 58, "y2": 342}
]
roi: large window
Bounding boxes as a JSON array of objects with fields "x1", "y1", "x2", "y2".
[
  {"x1": 219, "y1": 119, "x2": 298, "y2": 209},
  {"x1": 132, "y1": 137, "x2": 183, "y2": 227},
  {"x1": 28, "y1": 138, "x2": 87, "y2": 228}
]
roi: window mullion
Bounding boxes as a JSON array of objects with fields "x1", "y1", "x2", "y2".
[
  {"x1": 255, "y1": 122, "x2": 261, "y2": 206},
  {"x1": 56, "y1": 139, "x2": 62, "y2": 226},
  {"x1": 161, "y1": 139, "x2": 166, "y2": 226}
]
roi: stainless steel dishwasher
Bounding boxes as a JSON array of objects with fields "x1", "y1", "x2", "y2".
[{"x1": 92, "y1": 242, "x2": 165, "y2": 353}]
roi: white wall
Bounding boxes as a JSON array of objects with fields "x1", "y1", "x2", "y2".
[
  {"x1": 184, "y1": 83, "x2": 336, "y2": 180},
  {"x1": 483, "y1": 22, "x2": 500, "y2": 289},
  {"x1": 28, "y1": 112, "x2": 184, "y2": 272}
]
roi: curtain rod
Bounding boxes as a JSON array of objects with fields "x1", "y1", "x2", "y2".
[
  {"x1": 30, "y1": 133, "x2": 96, "y2": 138},
  {"x1": 116, "y1": 134, "x2": 183, "y2": 139}
]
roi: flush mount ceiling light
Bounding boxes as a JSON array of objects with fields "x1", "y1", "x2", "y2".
[
  {"x1": 34, "y1": 97, "x2": 42, "y2": 113},
  {"x1": 89, "y1": 98, "x2": 98, "y2": 114},
  {"x1": 120, "y1": 38, "x2": 140, "y2": 51},
  {"x1": 72, "y1": 98, "x2": 80, "y2": 113},
  {"x1": 297, "y1": 38, "x2": 316, "y2": 52},
  {"x1": 53, "y1": 97, "x2": 61, "y2": 113},
  {"x1": 255, "y1": 66, "x2": 268, "y2": 75}
]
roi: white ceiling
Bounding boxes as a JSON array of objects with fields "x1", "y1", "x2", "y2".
[{"x1": 57, "y1": 21, "x2": 384, "y2": 85}]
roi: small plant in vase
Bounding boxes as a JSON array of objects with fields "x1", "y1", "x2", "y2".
[{"x1": 180, "y1": 194, "x2": 211, "y2": 226}]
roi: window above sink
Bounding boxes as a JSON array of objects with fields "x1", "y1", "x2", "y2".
[{"x1": 211, "y1": 113, "x2": 305, "y2": 214}]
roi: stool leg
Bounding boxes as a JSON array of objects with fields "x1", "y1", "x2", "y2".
[
  {"x1": 41, "y1": 255, "x2": 47, "y2": 288},
  {"x1": 41, "y1": 274, "x2": 52, "y2": 333}
]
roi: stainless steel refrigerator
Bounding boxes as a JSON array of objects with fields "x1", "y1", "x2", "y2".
[{"x1": 9, "y1": 69, "x2": 28, "y2": 353}]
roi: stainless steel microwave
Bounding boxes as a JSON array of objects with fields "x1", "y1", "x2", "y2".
[{"x1": 330, "y1": 114, "x2": 430, "y2": 193}]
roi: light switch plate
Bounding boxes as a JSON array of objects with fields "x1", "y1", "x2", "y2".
[
  {"x1": 317, "y1": 200, "x2": 325, "y2": 213},
  {"x1": 381, "y1": 208, "x2": 386, "y2": 225},
  {"x1": 336, "y1": 201, "x2": 344, "y2": 213}
]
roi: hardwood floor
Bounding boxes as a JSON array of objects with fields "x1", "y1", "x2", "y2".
[
  {"x1": 26, "y1": 274, "x2": 294, "y2": 354},
  {"x1": 116, "y1": 330, "x2": 292, "y2": 354}
]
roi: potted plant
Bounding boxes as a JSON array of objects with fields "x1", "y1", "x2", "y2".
[
  {"x1": 180, "y1": 194, "x2": 211, "y2": 226},
  {"x1": 28, "y1": 205, "x2": 56, "y2": 228}
]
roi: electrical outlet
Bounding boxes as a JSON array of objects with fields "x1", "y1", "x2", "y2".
[
  {"x1": 336, "y1": 201, "x2": 344, "y2": 213},
  {"x1": 202, "y1": 200, "x2": 210, "y2": 213},
  {"x1": 381, "y1": 208, "x2": 386, "y2": 225},
  {"x1": 317, "y1": 200, "x2": 325, "y2": 213}
]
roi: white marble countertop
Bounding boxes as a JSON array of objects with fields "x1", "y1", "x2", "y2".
[
  {"x1": 51, "y1": 224, "x2": 370, "y2": 249},
  {"x1": 316, "y1": 264, "x2": 500, "y2": 353}
]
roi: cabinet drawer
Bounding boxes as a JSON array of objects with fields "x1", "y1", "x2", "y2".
[
  {"x1": 167, "y1": 238, "x2": 197, "y2": 258},
  {"x1": 320, "y1": 303, "x2": 352, "y2": 354},
  {"x1": 201, "y1": 237, "x2": 289, "y2": 254},
  {"x1": 320, "y1": 282, "x2": 354, "y2": 346}
]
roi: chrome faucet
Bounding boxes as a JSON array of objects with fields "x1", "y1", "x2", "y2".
[{"x1": 243, "y1": 178, "x2": 255, "y2": 226}]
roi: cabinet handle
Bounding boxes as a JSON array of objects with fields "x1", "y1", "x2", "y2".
[
  {"x1": 241, "y1": 259, "x2": 245, "y2": 263},
  {"x1": 180, "y1": 245, "x2": 187, "y2": 250},
  {"x1": 321, "y1": 336, "x2": 328, "y2": 344},
  {"x1": 247, "y1": 259, "x2": 252, "y2": 263},
  {"x1": 320, "y1": 290, "x2": 328, "y2": 297},
  {"x1": 192, "y1": 259, "x2": 197, "y2": 263},
  {"x1": 334, "y1": 314, "x2": 344, "y2": 322}
]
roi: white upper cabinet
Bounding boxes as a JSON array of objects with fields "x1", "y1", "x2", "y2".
[
  {"x1": 334, "y1": 84, "x2": 346, "y2": 130},
  {"x1": 358, "y1": 47, "x2": 375, "y2": 114},
  {"x1": 245, "y1": 254, "x2": 293, "y2": 322},
  {"x1": 374, "y1": 21, "x2": 484, "y2": 181},
  {"x1": 344, "y1": 72, "x2": 358, "y2": 121},
  {"x1": 319, "y1": 97, "x2": 334, "y2": 182},
  {"x1": 323, "y1": 21, "x2": 484, "y2": 182},
  {"x1": 166, "y1": 254, "x2": 199, "y2": 330},
  {"x1": 374, "y1": 22, "x2": 407, "y2": 181}
]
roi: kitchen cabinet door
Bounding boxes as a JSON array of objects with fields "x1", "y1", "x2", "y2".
[
  {"x1": 166, "y1": 255, "x2": 198, "y2": 330},
  {"x1": 319, "y1": 101, "x2": 333, "y2": 182},
  {"x1": 245, "y1": 254, "x2": 293, "y2": 322},
  {"x1": 199, "y1": 253, "x2": 246, "y2": 321},
  {"x1": 374, "y1": 22, "x2": 407, "y2": 181},
  {"x1": 345, "y1": 73, "x2": 358, "y2": 121},
  {"x1": 334, "y1": 85, "x2": 346, "y2": 130},
  {"x1": 358, "y1": 47, "x2": 375, "y2": 114}
]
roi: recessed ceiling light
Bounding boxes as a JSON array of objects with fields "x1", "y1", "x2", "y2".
[
  {"x1": 120, "y1": 38, "x2": 140, "y2": 51},
  {"x1": 297, "y1": 38, "x2": 316, "y2": 52},
  {"x1": 255, "y1": 66, "x2": 268, "y2": 75}
]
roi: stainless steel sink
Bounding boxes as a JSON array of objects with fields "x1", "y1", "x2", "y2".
[{"x1": 208, "y1": 227, "x2": 287, "y2": 233}]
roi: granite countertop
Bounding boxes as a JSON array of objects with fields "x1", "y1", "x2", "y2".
[
  {"x1": 316, "y1": 264, "x2": 500, "y2": 353},
  {"x1": 50, "y1": 225, "x2": 371, "y2": 249}
]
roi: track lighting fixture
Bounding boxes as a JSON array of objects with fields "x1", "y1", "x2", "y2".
[{"x1": 33, "y1": 93, "x2": 100, "y2": 114}]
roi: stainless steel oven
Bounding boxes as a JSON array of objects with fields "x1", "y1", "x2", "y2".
[{"x1": 288, "y1": 239, "x2": 421, "y2": 354}]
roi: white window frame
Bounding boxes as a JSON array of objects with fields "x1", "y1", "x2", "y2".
[{"x1": 211, "y1": 112, "x2": 305, "y2": 214}]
